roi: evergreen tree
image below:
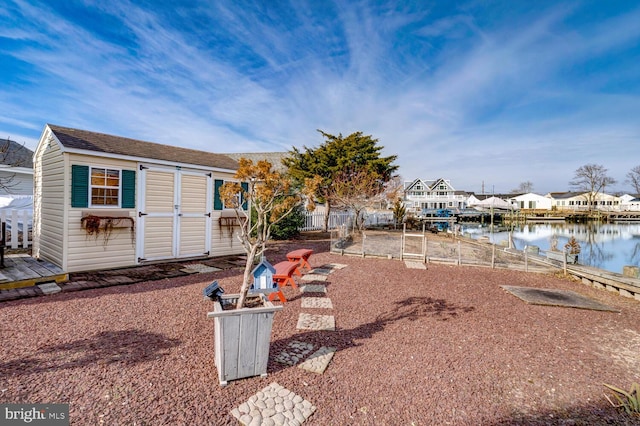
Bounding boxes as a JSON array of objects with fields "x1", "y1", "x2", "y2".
[{"x1": 284, "y1": 130, "x2": 398, "y2": 231}]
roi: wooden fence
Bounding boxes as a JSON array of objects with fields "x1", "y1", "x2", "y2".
[{"x1": 0, "y1": 209, "x2": 32, "y2": 249}]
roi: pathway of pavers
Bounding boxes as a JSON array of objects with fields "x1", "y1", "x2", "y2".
[
  {"x1": 231, "y1": 262, "x2": 348, "y2": 425},
  {"x1": 230, "y1": 382, "x2": 316, "y2": 425},
  {"x1": 298, "y1": 346, "x2": 337, "y2": 374},
  {"x1": 180, "y1": 263, "x2": 222, "y2": 274},
  {"x1": 404, "y1": 260, "x2": 427, "y2": 269}
]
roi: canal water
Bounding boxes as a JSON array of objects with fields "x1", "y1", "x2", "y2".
[{"x1": 460, "y1": 222, "x2": 640, "y2": 275}]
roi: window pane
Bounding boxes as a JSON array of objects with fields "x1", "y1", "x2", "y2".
[
  {"x1": 90, "y1": 169, "x2": 120, "y2": 206},
  {"x1": 92, "y1": 188, "x2": 105, "y2": 205},
  {"x1": 105, "y1": 196, "x2": 119, "y2": 205},
  {"x1": 106, "y1": 170, "x2": 120, "y2": 187},
  {"x1": 91, "y1": 168, "x2": 106, "y2": 185}
]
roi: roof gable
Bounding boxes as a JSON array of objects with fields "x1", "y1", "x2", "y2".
[
  {"x1": 429, "y1": 178, "x2": 454, "y2": 191},
  {"x1": 404, "y1": 178, "x2": 428, "y2": 191},
  {"x1": 48, "y1": 125, "x2": 238, "y2": 171}
]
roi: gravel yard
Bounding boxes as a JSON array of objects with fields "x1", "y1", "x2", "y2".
[{"x1": 1, "y1": 236, "x2": 639, "y2": 425}]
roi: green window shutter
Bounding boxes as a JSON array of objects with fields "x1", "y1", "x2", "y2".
[
  {"x1": 241, "y1": 182, "x2": 249, "y2": 210},
  {"x1": 121, "y1": 170, "x2": 136, "y2": 208},
  {"x1": 214, "y1": 179, "x2": 223, "y2": 210},
  {"x1": 71, "y1": 165, "x2": 89, "y2": 208}
]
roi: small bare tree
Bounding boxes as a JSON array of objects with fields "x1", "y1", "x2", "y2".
[
  {"x1": 569, "y1": 164, "x2": 616, "y2": 212},
  {"x1": 219, "y1": 158, "x2": 320, "y2": 309},
  {"x1": 0, "y1": 138, "x2": 28, "y2": 192},
  {"x1": 625, "y1": 165, "x2": 640, "y2": 194},
  {"x1": 327, "y1": 169, "x2": 397, "y2": 230},
  {"x1": 510, "y1": 181, "x2": 534, "y2": 194}
]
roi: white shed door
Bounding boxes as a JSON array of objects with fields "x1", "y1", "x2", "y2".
[{"x1": 137, "y1": 166, "x2": 211, "y2": 262}]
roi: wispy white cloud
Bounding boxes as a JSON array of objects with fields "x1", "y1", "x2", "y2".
[{"x1": 0, "y1": 0, "x2": 638, "y2": 193}]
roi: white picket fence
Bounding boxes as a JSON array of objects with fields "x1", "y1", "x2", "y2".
[
  {"x1": 1, "y1": 209, "x2": 32, "y2": 249},
  {"x1": 301, "y1": 211, "x2": 395, "y2": 231}
]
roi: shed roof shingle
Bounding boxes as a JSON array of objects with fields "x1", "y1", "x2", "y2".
[
  {"x1": 49, "y1": 125, "x2": 238, "y2": 171},
  {"x1": 225, "y1": 152, "x2": 289, "y2": 173}
]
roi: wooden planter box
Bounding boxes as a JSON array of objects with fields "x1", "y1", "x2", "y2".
[
  {"x1": 207, "y1": 293, "x2": 283, "y2": 386},
  {"x1": 546, "y1": 250, "x2": 579, "y2": 264}
]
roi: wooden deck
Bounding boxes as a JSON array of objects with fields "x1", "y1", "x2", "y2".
[{"x1": 0, "y1": 253, "x2": 68, "y2": 290}]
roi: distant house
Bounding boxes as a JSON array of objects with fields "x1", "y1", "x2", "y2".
[
  {"x1": 0, "y1": 138, "x2": 34, "y2": 196},
  {"x1": 403, "y1": 178, "x2": 468, "y2": 214},
  {"x1": 508, "y1": 192, "x2": 552, "y2": 210},
  {"x1": 33, "y1": 124, "x2": 245, "y2": 273},
  {"x1": 619, "y1": 194, "x2": 640, "y2": 211},
  {"x1": 547, "y1": 191, "x2": 621, "y2": 211}
]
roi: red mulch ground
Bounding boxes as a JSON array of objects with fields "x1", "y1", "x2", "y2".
[{"x1": 1, "y1": 237, "x2": 639, "y2": 425}]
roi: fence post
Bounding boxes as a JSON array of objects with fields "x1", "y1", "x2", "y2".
[
  {"x1": 425, "y1": 233, "x2": 428, "y2": 264},
  {"x1": 524, "y1": 245, "x2": 528, "y2": 272},
  {"x1": 492, "y1": 244, "x2": 495, "y2": 268},
  {"x1": 563, "y1": 247, "x2": 567, "y2": 276},
  {"x1": 10, "y1": 209, "x2": 18, "y2": 249},
  {"x1": 458, "y1": 240, "x2": 461, "y2": 266}
]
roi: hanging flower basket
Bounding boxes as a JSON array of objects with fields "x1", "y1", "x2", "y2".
[{"x1": 80, "y1": 214, "x2": 135, "y2": 245}]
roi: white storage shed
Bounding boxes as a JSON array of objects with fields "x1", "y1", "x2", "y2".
[{"x1": 33, "y1": 124, "x2": 246, "y2": 273}]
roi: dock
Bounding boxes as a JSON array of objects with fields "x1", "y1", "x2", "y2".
[{"x1": 0, "y1": 253, "x2": 68, "y2": 290}]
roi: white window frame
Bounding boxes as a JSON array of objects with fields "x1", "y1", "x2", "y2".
[
  {"x1": 90, "y1": 166, "x2": 121, "y2": 208},
  {"x1": 221, "y1": 180, "x2": 247, "y2": 211}
]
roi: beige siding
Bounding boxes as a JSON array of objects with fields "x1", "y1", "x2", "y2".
[
  {"x1": 179, "y1": 217, "x2": 207, "y2": 255},
  {"x1": 211, "y1": 210, "x2": 245, "y2": 256},
  {"x1": 65, "y1": 154, "x2": 137, "y2": 272},
  {"x1": 141, "y1": 170, "x2": 175, "y2": 260},
  {"x1": 142, "y1": 217, "x2": 174, "y2": 259},
  {"x1": 210, "y1": 171, "x2": 246, "y2": 257},
  {"x1": 178, "y1": 173, "x2": 208, "y2": 256},
  {"x1": 145, "y1": 170, "x2": 175, "y2": 213},
  {"x1": 34, "y1": 137, "x2": 66, "y2": 267},
  {"x1": 180, "y1": 174, "x2": 206, "y2": 213}
]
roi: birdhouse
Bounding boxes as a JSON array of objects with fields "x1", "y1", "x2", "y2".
[{"x1": 250, "y1": 258, "x2": 277, "y2": 291}]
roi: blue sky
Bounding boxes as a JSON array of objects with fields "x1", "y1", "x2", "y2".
[{"x1": 1, "y1": 1, "x2": 639, "y2": 194}]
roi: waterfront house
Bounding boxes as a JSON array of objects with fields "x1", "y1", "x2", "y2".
[
  {"x1": 619, "y1": 194, "x2": 640, "y2": 211},
  {"x1": 508, "y1": 192, "x2": 552, "y2": 210},
  {"x1": 546, "y1": 191, "x2": 621, "y2": 211},
  {"x1": 403, "y1": 178, "x2": 468, "y2": 215},
  {"x1": 33, "y1": 124, "x2": 246, "y2": 273}
]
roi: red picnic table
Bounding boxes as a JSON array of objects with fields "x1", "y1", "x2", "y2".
[
  {"x1": 286, "y1": 248, "x2": 313, "y2": 271},
  {"x1": 273, "y1": 260, "x2": 302, "y2": 289}
]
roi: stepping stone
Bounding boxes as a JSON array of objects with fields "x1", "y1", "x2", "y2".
[
  {"x1": 298, "y1": 346, "x2": 336, "y2": 374},
  {"x1": 301, "y1": 297, "x2": 333, "y2": 309},
  {"x1": 231, "y1": 382, "x2": 316, "y2": 425},
  {"x1": 301, "y1": 284, "x2": 326, "y2": 294},
  {"x1": 37, "y1": 282, "x2": 61, "y2": 295},
  {"x1": 273, "y1": 340, "x2": 314, "y2": 366},
  {"x1": 308, "y1": 268, "x2": 333, "y2": 275},
  {"x1": 301, "y1": 274, "x2": 327, "y2": 282},
  {"x1": 324, "y1": 263, "x2": 347, "y2": 270},
  {"x1": 180, "y1": 263, "x2": 222, "y2": 274},
  {"x1": 404, "y1": 260, "x2": 427, "y2": 269},
  {"x1": 297, "y1": 313, "x2": 335, "y2": 331},
  {"x1": 104, "y1": 275, "x2": 135, "y2": 284}
]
